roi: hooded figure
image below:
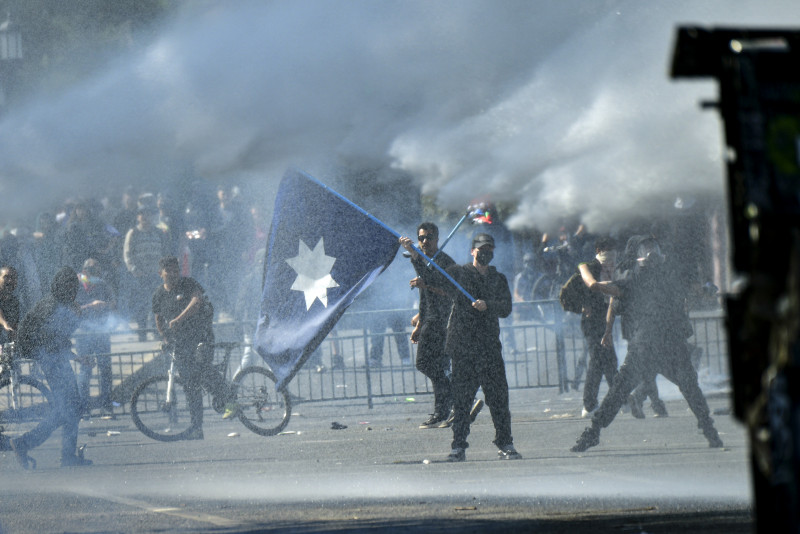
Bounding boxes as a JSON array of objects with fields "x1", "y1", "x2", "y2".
[{"x1": 10, "y1": 266, "x2": 94, "y2": 469}]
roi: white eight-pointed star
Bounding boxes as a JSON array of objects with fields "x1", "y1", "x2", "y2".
[{"x1": 285, "y1": 238, "x2": 340, "y2": 310}]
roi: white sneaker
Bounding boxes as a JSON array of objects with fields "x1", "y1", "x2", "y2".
[{"x1": 581, "y1": 407, "x2": 596, "y2": 419}]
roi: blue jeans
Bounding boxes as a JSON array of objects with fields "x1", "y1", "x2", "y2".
[{"x1": 15, "y1": 351, "x2": 81, "y2": 460}]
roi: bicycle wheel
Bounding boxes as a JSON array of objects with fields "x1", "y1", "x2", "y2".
[
  {"x1": 0, "y1": 375, "x2": 53, "y2": 450},
  {"x1": 232, "y1": 366, "x2": 291, "y2": 436},
  {"x1": 130, "y1": 375, "x2": 194, "y2": 442}
]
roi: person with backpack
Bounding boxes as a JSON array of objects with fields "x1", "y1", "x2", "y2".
[
  {"x1": 576, "y1": 237, "x2": 619, "y2": 419},
  {"x1": 152, "y1": 256, "x2": 231, "y2": 440},
  {"x1": 10, "y1": 266, "x2": 106, "y2": 469}
]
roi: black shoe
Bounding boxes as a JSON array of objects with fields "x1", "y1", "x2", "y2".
[
  {"x1": 419, "y1": 414, "x2": 447, "y2": 429},
  {"x1": 438, "y1": 410, "x2": 455, "y2": 428},
  {"x1": 469, "y1": 399, "x2": 484, "y2": 423},
  {"x1": 702, "y1": 424, "x2": 724, "y2": 448},
  {"x1": 184, "y1": 428, "x2": 204, "y2": 440},
  {"x1": 651, "y1": 400, "x2": 669, "y2": 418},
  {"x1": 497, "y1": 444, "x2": 522, "y2": 460},
  {"x1": 366, "y1": 359, "x2": 382, "y2": 368},
  {"x1": 571, "y1": 426, "x2": 600, "y2": 453},
  {"x1": 61, "y1": 455, "x2": 93, "y2": 467},
  {"x1": 629, "y1": 395, "x2": 645, "y2": 419},
  {"x1": 332, "y1": 357, "x2": 345, "y2": 370},
  {"x1": 446, "y1": 447, "x2": 466, "y2": 462}
]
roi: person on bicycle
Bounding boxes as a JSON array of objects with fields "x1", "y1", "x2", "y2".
[
  {"x1": 152, "y1": 256, "x2": 231, "y2": 440},
  {"x1": 11, "y1": 266, "x2": 106, "y2": 468},
  {"x1": 0, "y1": 265, "x2": 20, "y2": 346}
]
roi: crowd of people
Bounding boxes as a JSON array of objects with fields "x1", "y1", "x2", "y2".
[
  {"x1": 1, "y1": 182, "x2": 724, "y2": 466},
  {"x1": 0, "y1": 183, "x2": 266, "y2": 337}
]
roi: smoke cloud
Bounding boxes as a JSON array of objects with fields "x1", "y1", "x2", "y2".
[{"x1": 0, "y1": 0, "x2": 797, "y2": 230}]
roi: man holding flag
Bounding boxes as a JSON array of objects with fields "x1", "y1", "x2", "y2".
[
  {"x1": 400, "y1": 222, "x2": 457, "y2": 429},
  {"x1": 444, "y1": 233, "x2": 521, "y2": 462}
]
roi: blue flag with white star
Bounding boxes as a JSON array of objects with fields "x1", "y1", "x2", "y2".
[{"x1": 254, "y1": 169, "x2": 401, "y2": 389}]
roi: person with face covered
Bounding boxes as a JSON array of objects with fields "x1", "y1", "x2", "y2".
[
  {"x1": 10, "y1": 266, "x2": 107, "y2": 469},
  {"x1": 571, "y1": 236, "x2": 723, "y2": 452},
  {"x1": 443, "y1": 233, "x2": 520, "y2": 462},
  {"x1": 576, "y1": 237, "x2": 619, "y2": 418}
]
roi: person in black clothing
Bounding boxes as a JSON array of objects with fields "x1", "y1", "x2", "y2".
[
  {"x1": 152, "y1": 256, "x2": 231, "y2": 440},
  {"x1": 400, "y1": 222, "x2": 457, "y2": 429},
  {"x1": 0, "y1": 266, "x2": 20, "y2": 346},
  {"x1": 444, "y1": 233, "x2": 521, "y2": 461},
  {"x1": 603, "y1": 235, "x2": 667, "y2": 419},
  {"x1": 577, "y1": 237, "x2": 618, "y2": 418},
  {"x1": 571, "y1": 236, "x2": 723, "y2": 452}
]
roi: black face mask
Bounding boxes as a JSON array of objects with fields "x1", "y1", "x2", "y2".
[{"x1": 476, "y1": 249, "x2": 494, "y2": 266}]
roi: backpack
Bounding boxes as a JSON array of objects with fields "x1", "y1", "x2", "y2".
[{"x1": 559, "y1": 273, "x2": 588, "y2": 314}]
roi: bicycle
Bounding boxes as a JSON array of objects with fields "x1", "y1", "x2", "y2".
[
  {"x1": 130, "y1": 341, "x2": 291, "y2": 441},
  {"x1": 0, "y1": 342, "x2": 54, "y2": 462}
]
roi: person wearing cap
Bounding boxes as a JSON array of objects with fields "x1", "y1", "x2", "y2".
[
  {"x1": 571, "y1": 235, "x2": 723, "y2": 452},
  {"x1": 443, "y1": 233, "x2": 521, "y2": 461},
  {"x1": 123, "y1": 205, "x2": 167, "y2": 341}
]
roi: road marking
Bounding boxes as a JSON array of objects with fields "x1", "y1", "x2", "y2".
[{"x1": 71, "y1": 489, "x2": 241, "y2": 528}]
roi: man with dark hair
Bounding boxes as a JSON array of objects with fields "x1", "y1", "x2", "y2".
[
  {"x1": 576, "y1": 236, "x2": 619, "y2": 418},
  {"x1": 571, "y1": 236, "x2": 723, "y2": 452},
  {"x1": 444, "y1": 233, "x2": 520, "y2": 461},
  {"x1": 400, "y1": 222, "x2": 457, "y2": 429},
  {"x1": 152, "y1": 256, "x2": 230, "y2": 440},
  {"x1": 11, "y1": 266, "x2": 106, "y2": 468}
]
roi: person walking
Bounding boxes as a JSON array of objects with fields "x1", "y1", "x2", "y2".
[
  {"x1": 444, "y1": 233, "x2": 520, "y2": 461},
  {"x1": 576, "y1": 237, "x2": 619, "y2": 418},
  {"x1": 571, "y1": 236, "x2": 723, "y2": 452},
  {"x1": 11, "y1": 267, "x2": 106, "y2": 468}
]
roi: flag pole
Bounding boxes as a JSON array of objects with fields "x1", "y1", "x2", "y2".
[{"x1": 428, "y1": 210, "x2": 469, "y2": 266}]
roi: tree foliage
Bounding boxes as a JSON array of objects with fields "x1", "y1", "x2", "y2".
[{"x1": 0, "y1": 0, "x2": 178, "y2": 102}]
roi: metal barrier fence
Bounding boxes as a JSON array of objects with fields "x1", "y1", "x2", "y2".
[{"x1": 72, "y1": 301, "x2": 729, "y2": 415}]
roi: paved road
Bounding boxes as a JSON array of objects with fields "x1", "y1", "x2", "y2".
[{"x1": 0, "y1": 385, "x2": 752, "y2": 533}]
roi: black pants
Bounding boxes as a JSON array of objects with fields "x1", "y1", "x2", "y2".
[
  {"x1": 450, "y1": 348, "x2": 512, "y2": 450},
  {"x1": 592, "y1": 337, "x2": 713, "y2": 431},
  {"x1": 582, "y1": 327, "x2": 618, "y2": 412},
  {"x1": 174, "y1": 340, "x2": 229, "y2": 430},
  {"x1": 415, "y1": 321, "x2": 451, "y2": 418}
]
